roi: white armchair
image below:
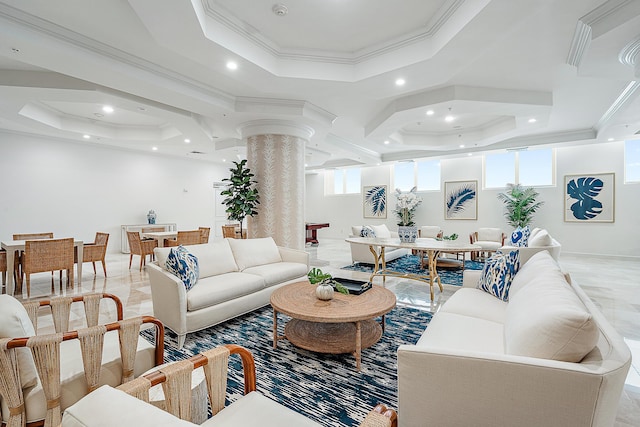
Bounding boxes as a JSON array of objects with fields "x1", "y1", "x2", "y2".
[
  {"x1": 469, "y1": 228, "x2": 506, "y2": 261},
  {"x1": 418, "y1": 226, "x2": 442, "y2": 239},
  {"x1": 348, "y1": 225, "x2": 409, "y2": 264}
]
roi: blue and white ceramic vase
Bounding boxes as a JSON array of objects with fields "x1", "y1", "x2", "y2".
[
  {"x1": 147, "y1": 209, "x2": 157, "y2": 224},
  {"x1": 398, "y1": 225, "x2": 418, "y2": 243}
]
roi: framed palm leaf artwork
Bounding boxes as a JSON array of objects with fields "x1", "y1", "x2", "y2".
[
  {"x1": 564, "y1": 173, "x2": 615, "y2": 222},
  {"x1": 444, "y1": 180, "x2": 477, "y2": 220},
  {"x1": 363, "y1": 185, "x2": 387, "y2": 218}
]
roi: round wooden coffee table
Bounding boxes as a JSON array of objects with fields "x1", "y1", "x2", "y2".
[{"x1": 270, "y1": 281, "x2": 396, "y2": 371}]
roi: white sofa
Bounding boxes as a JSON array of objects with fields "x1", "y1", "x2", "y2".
[
  {"x1": 501, "y1": 227, "x2": 562, "y2": 263},
  {"x1": 349, "y1": 225, "x2": 409, "y2": 264},
  {"x1": 147, "y1": 237, "x2": 309, "y2": 348},
  {"x1": 397, "y1": 251, "x2": 631, "y2": 427}
]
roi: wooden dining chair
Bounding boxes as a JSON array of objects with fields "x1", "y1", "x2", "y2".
[
  {"x1": 126, "y1": 231, "x2": 157, "y2": 271},
  {"x1": 77, "y1": 232, "x2": 109, "y2": 276},
  {"x1": 199, "y1": 227, "x2": 210, "y2": 244},
  {"x1": 222, "y1": 225, "x2": 236, "y2": 238},
  {"x1": 165, "y1": 230, "x2": 202, "y2": 247},
  {"x1": 22, "y1": 237, "x2": 74, "y2": 298}
]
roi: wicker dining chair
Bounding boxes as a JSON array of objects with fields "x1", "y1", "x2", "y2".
[
  {"x1": 199, "y1": 227, "x2": 210, "y2": 244},
  {"x1": 22, "y1": 238, "x2": 75, "y2": 298},
  {"x1": 12, "y1": 232, "x2": 55, "y2": 289},
  {"x1": 77, "y1": 232, "x2": 109, "y2": 276},
  {"x1": 126, "y1": 231, "x2": 157, "y2": 271},
  {"x1": 165, "y1": 230, "x2": 203, "y2": 247},
  {"x1": 222, "y1": 225, "x2": 236, "y2": 238}
]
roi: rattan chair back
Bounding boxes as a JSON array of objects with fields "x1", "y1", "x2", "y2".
[
  {"x1": 199, "y1": 227, "x2": 210, "y2": 244},
  {"x1": 23, "y1": 238, "x2": 74, "y2": 298},
  {"x1": 221, "y1": 225, "x2": 236, "y2": 238},
  {"x1": 13, "y1": 232, "x2": 54, "y2": 240},
  {"x1": 177, "y1": 230, "x2": 202, "y2": 245}
]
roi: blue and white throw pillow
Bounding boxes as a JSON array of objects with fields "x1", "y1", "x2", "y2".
[
  {"x1": 477, "y1": 250, "x2": 521, "y2": 301},
  {"x1": 165, "y1": 245, "x2": 199, "y2": 290},
  {"x1": 510, "y1": 225, "x2": 531, "y2": 247},
  {"x1": 360, "y1": 225, "x2": 376, "y2": 238}
]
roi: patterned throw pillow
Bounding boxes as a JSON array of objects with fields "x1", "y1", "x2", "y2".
[
  {"x1": 165, "y1": 245, "x2": 199, "y2": 290},
  {"x1": 510, "y1": 225, "x2": 531, "y2": 247},
  {"x1": 360, "y1": 225, "x2": 376, "y2": 238},
  {"x1": 477, "y1": 250, "x2": 521, "y2": 301}
]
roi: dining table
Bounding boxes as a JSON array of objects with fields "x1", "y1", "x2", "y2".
[
  {"x1": 345, "y1": 237, "x2": 481, "y2": 300},
  {"x1": 1, "y1": 238, "x2": 84, "y2": 296},
  {"x1": 140, "y1": 231, "x2": 178, "y2": 247}
]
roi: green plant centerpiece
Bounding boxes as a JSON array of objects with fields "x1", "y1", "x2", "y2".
[
  {"x1": 307, "y1": 268, "x2": 349, "y2": 300},
  {"x1": 436, "y1": 233, "x2": 459, "y2": 241},
  {"x1": 496, "y1": 183, "x2": 544, "y2": 228},
  {"x1": 221, "y1": 159, "x2": 260, "y2": 237}
]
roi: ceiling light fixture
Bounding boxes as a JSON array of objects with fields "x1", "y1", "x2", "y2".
[
  {"x1": 226, "y1": 61, "x2": 238, "y2": 70},
  {"x1": 459, "y1": 144, "x2": 464, "y2": 148},
  {"x1": 384, "y1": 140, "x2": 390, "y2": 145},
  {"x1": 395, "y1": 78, "x2": 405, "y2": 86},
  {"x1": 426, "y1": 110, "x2": 434, "y2": 116},
  {"x1": 152, "y1": 146, "x2": 158, "y2": 151},
  {"x1": 184, "y1": 138, "x2": 191, "y2": 143},
  {"x1": 272, "y1": 4, "x2": 288, "y2": 16},
  {"x1": 102, "y1": 105, "x2": 114, "y2": 113},
  {"x1": 528, "y1": 118, "x2": 537, "y2": 123},
  {"x1": 608, "y1": 137, "x2": 614, "y2": 141},
  {"x1": 445, "y1": 115, "x2": 454, "y2": 122},
  {"x1": 83, "y1": 134, "x2": 90, "y2": 139},
  {"x1": 467, "y1": 153, "x2": 472, "y2": 156}
]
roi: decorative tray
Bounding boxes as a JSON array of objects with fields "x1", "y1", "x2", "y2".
[{"x1": 332, "y1": 278, "x2": 372, "y2": 295}]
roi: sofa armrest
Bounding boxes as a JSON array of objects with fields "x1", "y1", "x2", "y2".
[
  {"x1": 278, "y1": 246, "x2": 310, "y2": 269},
  {"x1": 146, "y1": 263, "x2": 188, "y2": 337},
  {"x1": 462, "y1": 269, "x2": 481, "y2": 288},
  {"x1": 397, "y1": 345, "x2": 626, "y2": 427}
]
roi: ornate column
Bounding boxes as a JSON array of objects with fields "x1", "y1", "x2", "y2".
[{"x1": 239, "y1": 120, "x2": 314, "y2": 249}]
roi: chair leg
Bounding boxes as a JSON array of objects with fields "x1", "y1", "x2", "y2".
[
  {"x1": 129, "y1": 254, "x2": 133, "y2": 269},
  {"x1": 69, "y1": 268, "x2": 74, "y2": 289},
  {"x1": 101, "y1": 261, "x2": 107, "y2": 277},
  {"x1": 92, "y1": 262, "x2": 96, "y2": 275},
  {"x1": 139, "y1": 255, "x2": 144, "y2": 271},
  {"x1": 26, "y1": 275, "x2": 30, "y2": 298}
]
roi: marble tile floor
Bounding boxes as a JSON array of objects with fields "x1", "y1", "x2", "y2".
[{"x1": 8, "y1": 237, "x2": 640, "y2": 426}]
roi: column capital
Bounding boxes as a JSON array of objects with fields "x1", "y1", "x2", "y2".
[{"x1": 238, "y1": 119, "x2": 315, "y2": 141}]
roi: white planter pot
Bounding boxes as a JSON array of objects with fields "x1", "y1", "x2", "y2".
[{"x1": 398, "y1": 225, "x2": 418, "y2": 243}]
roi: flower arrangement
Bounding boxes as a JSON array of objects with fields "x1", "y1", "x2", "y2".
[{"x1": 394, "y1": 187, "x2": 422, "y2": 226}]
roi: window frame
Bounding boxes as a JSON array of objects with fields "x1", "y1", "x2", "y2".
[{"x1": 483, "y1": 148, "x2": 556, "y2": 189}]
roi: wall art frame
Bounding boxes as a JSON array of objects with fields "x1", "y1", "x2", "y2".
[
  {"x1": 363, "y1": 185, "x2": 387, "y2": 219},
  {"x1": 564, "y1": 173, "x2": 615, "y2": 223},
  {"x1": 444, "y1": 180, "x2": 478, "y2": 220}
]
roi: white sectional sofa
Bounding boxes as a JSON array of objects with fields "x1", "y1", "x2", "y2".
[
  {"x1": 349, "y1": 225, "x2": 409, "y2": 264},
  {"x1": 147, "y1": 237, "x2": 309, "y2": 348},
  {"x1": 397, "y1": 251, "x2": 631, "y2": 427},
  {"x1": 501, "y1": 227, "x2": 562, "y2": 263}
]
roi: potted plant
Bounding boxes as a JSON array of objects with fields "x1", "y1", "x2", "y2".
[
  {"x1": 497, "y1": 183, "x2": 544, "y2": 228},
  {"x1": 394, "y1": 187, "x2": 422, "y2": 243},
  {"x1": 220, "y1": 159, "x2": 260, "y2": 237},
  {"x1": 307, "y1": 268, "x2": 349, "y2": 300}
]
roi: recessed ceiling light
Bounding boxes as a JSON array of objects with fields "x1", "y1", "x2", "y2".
[
  {"x1": 184, "y1": 138, "x2": 191, "y2": 143},
  {"x1": 395, "y1": 78, "x2": 405, "y2": 86},
  {"x1": 608, "y1": 137, "x2": 614, "y2": 141},
  {"x1": 102, "y1": 105, "x2": 114, "y2": 113},
  {"x1": 426, "y1": 110, "x2": 434, "y2": 116},
  {"x1": 384, "y1": 140, "x2": 390, "y2": 145},
  {"x1": 152, "y1": 146, "x2": 158, "y2": 151},
  {"x1": 459, "y1": 144, "x2": 464, "y2": 148},
  {"x1": 467, "y1": 153, "x2": 472, "y2": 156},
  {"x1": 226, "y1": 61, "x2": 238, "y2": 70},
  {"x1": 528, "y1": 118, "x2": 537, "y2": 123},
  {"x1": 83, "y1": 134, "x2": 90, "y2": 139},
  {"x1": 445, "y1": 115, "x2": 455, "y2": 122},
  {"x1": 304, "y1": 163, "x2": 309, "y2": 167},
  {"x1": 222, "y1": 158, "x2": 226, "y2": 162}
]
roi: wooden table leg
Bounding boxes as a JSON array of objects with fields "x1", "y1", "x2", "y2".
[
  {"x1": 355, "y1": 321, "x2": 362, "y2": 371},
  {"x1": 273, "y1": 309, "x2": 278, "y2": 349}
]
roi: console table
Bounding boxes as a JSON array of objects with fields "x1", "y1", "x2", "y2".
[
  {"x1": 121, "y1": 223, "x2": 176, "y2": 253},
  {"x1": 346, "y1": 237, "x2": 481, "y2": 300},
  {"x1": 305, "y1": 222, "x2": 329, "y2": 244}
]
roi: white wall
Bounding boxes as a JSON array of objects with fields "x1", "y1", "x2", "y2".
[
  {"x1": 305, "y1": 141, "x2": 640, "y2": 258},
  {"x1": 0, "y1": 132, "x2": 229, "y2": 253}
]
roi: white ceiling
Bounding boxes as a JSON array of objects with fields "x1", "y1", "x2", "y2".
[{"x1": 0, "y1": 0, "x2": 639, "y2": 169}]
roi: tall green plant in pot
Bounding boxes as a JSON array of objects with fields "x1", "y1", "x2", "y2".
[
  {"x1": 497, "y1": 183, "x2": 544, "y2": 228},
  {"x1": 221, "y1": 159, "x2": 260, "y2": 237}
]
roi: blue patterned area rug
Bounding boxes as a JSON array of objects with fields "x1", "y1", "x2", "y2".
[
  {"x1": 141, "y1": 305, "x2": 432, "y2": 426},
  {"x1": 341, "y1": 254, "x2": 484, "y2": 286}
]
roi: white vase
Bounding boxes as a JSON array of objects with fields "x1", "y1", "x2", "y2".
[
  {"x1": 315, "y1": 283, "x2": 334, "y2": 301},
  {"x1": 398, "y1": 225, "x2": 418, "y2": 243}
]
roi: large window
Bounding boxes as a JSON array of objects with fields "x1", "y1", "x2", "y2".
[
  {"x1": 625, "y1": 139, "x2": 640, "y2": 183},
  {"x1": 326, "y1": 168, "x2": 361, "y2": 195},
  {"x1": 393, "y1": 160, "x2": 440, "y2": 191},
  {"x1": 484, "y1": 148, "x2": 554, "y2": 188}
]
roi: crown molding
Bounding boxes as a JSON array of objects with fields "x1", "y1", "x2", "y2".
[
  {"x1": 619, "y1": 36, "x2": 640, "y2": 77},
  {"x1": 235, "y1": 97, "x2": 336, "y2": 126},
  {"x1": 594, "y1": 80, "x2": 640, "y2": 132}
]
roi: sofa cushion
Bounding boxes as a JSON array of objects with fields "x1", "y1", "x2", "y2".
[
  {"x1": 156, "y1": 241, "x2": 238, "y2": 277},
  {"x1": 477, "y1": 250, "x2": 520, "y2": 301},
  {"x1": 528, "y1": 229, "x2": 552, "y2": 247},
  {"x1": 505, "y1": 274, "x2": 599, "y2": 362},
  {"x1": 509, "y1": 225, "x2": 530, "y2": 247},
  {"x1": 14, "y1": 330, "x2": 156, "y2": 424},
  {"x1": 165, "y1": 246, "x2": 199, "y2": 290},
  {"x1": 439, "y1": 288, "x2": 508, "y2": 324},
  {"x1": 203, "y1": 391, "x2": 321, "y2": 427},
  {"x1": 61, "y1": 385, "x2": 196, "y2": 427},
  {"x1": 186, "y1": 273, "x2": 265, "y2": 311},
  {"x1": 370, "y1": 224, "x2": 391, "y2": 238},
  {"x1": 242, "y1": 262, "x2": 308, "y2": 287},
  {"x1": 416, "y1": 312, "x2": 504, "y2": 354},
  {"x1": 0, "y1": 294, "x2": 38, "y2": 389},
  {"x1": 360, "y1": 225, "x2": 376, "y2": 237},
  {"x1": 508, "y1": 250, "x2": 562, "y2": 298},
  {"x1": 228, "y1": 237, "x2": 282, "y2": 271},
  {"x1": 351, "y1": 225, "x2": 363, "y2": 236}
]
